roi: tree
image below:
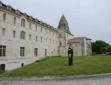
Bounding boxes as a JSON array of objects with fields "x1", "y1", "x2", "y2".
[
  {"x1": 100, "y1": 47, "x2": 107, "y2": 53},
  {"x1": 107, "y1": 46, "x2": 111, "y2": 52},
  {"x1": 92, "y1": 40, "x2": 110, "y2": 54}
]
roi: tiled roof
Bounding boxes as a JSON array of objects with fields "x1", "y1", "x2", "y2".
[
  {"x1": 70, "y1": 37, "x2": 91, "y2": 40},
  {"x1": 67, "y1": 37, "x2": 91, "y2": 44}
]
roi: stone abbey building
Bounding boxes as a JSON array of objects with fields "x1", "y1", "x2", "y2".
[{"x1": 0, "y1": 1, "x2": 92, "y2": 71}]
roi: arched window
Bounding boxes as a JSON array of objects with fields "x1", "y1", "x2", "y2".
[
  {"x1": 21, "y1": 19, "x2": 25, "y2": 27},
  {"x1": 20, "y1": 31, "x2": 25, "y2": 40}
]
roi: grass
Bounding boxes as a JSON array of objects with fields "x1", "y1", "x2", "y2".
[{"x1": 1, "y1": 56, "x2": 111, "y2": 78}]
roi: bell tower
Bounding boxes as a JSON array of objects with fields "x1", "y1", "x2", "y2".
[
  {"x1": 58, "y1": 15, "x2": 71, "y2": 34},
  {"x1": 57, "y1": 15, "x2": 72, "y2": 56}
]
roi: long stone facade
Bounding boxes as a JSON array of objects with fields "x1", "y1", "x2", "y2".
[{"x1": 0, "y1": 1, "x2": 92, "y2": 71}]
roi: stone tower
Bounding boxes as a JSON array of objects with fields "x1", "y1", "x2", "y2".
[
  {"x1": 58, "y1": 15, "x2": 71, "y2": 34},
  {"x1": 57, "y1": 15, "x2": 73, "y2": 56}
]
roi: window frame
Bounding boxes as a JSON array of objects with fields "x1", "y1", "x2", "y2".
[
  {"x1": 2, "y1": 28, "x2": 6, "y2": 36},
  {"x1": 34, "y1": 48, "x2": 38, "y2": 56},
  {"x1": 21, "y1": 19, "x2": 25, "y2": 27},
  {"x1": 14, "y1": 17, "x2": 16, "y2": 25},
  {"x1": 0, "y1": 45, "x2": 6, "y2": 57},
  {"x1": 3, "y1": 13, "x2": 6, "y2": 21},
  {"x1": 20, "y1": 47, "x2": 25, "y2": 56},
  {"x1": 13, "y1": 31, "x2": 16, "y2": 38},
  {"x1": 20, "y1": 31, "x2": 25, "y2": 40}
]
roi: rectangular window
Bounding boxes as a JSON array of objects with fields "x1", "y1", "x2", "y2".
[
  {"x1": 0, "y1": 45, "x2": 6, "y2": 57},
  {"x1": 41, "y1": 26, "x2": 42, "y2": 32},
  {"x1": 21, "y1": 19, "x2": 25, "y2": 27},
  {"x1": 2, "y1": 28, "x2": 6, "y2": 36},
  {"x1": 41, "y1": 37, "x2": 42, "y2": 43},
  {"x1": 36, "y1": 36, "x2": 37, "y2": 41},
  {"x1": 29, "y1": 34, "x2": 31, "y2": 40},
  {"x1": 13, "y1": 31, "x2": 16, "y2": 38},
  {"x1": 50, "y1": 39, "x2": 51, "y2": 44},
  {"x1": 45, "y1": 49, "x2": 47, "y2": 56},
  {"x1": 14, "y1": 17, "x2": 16, "y2": 24},
  {"x1": 34, "y1": 48, "x2": 38, "y2": 56},
  {"x1": 46, "y1": 38, "x2": 47, "y2": 43},
  {"x1": 3, "y1": 13, "x2": 6, "y2": 21},
  {"x1": 36, "y1": 24, "x2": 37, "y2": 31},
  {"x1": 29, "y1": 23, "x2": 31, "y2": 29},
  {"x1": 46, "y1": 29, "x2": 47, "y2": 34},
  {"x1": 75, "y1": 43, "x2": 78, "y2": 47},
  {"x1": 20, "y1": 47, "x2": 25, "y2": 56}
]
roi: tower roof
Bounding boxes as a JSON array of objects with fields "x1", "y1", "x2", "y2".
[
  {"x1": 59, "y1": 15, "x2": 68, "y2": 26},
  {"x1": 58, "y1": 15, "x2": 71, "y2": 34}
]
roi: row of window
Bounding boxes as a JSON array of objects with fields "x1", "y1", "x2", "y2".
[
  {"x1": 0, "y1": 45, "x2": 38, "y2": 57},
  {"x1": 1, "y1": 28, "x2": 58, "y2": 44},
  {"x1": 20, "y1": 47, "x2": 38, "y2": 56},
  {"x1": 0, "y1": 45, "x2": 49, "y2": 57},
  {"x1": 0, "y1": 45, "x2": 57, "y2": 57},
  {"x1": 2, "y1": 13, "x2": 58, "y2": 37}
]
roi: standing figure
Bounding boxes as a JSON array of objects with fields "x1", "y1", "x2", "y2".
[{"x1": 68, "y1": 47, "x2": 73, "y2": 66}]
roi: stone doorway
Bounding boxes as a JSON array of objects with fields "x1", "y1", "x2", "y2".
[{"x1": 0, "y1": 64, "x2": 5, "y2": 71}]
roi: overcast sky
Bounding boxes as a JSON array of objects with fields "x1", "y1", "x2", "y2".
[{"x1": 1, "y1": 0, "x2": 111, "y2": 44}]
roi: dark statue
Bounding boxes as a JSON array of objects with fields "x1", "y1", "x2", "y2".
[{"x1": 68, "y1": 47, "x2": 73, "y2": 66}]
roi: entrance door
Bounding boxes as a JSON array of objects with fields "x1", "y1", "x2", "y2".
[{"x1": 0, "y1": 64, "x2": 5, "y2": 71}]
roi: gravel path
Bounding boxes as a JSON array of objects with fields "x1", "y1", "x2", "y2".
[{"x1": 0, "y1": 73, "x2": 111, "y2": 85}]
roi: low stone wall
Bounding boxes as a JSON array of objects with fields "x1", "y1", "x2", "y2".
[{"x1": 0, "y1": 58, "x2": 37, "y2": 71}]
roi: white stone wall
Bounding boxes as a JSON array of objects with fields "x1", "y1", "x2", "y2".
[
  {"x1": 0, "y1": 9, "x2": 59, "y2": 71},
  {"x1": 57, "y1": 27, "x2": 74, "y2": 56},
  {"x1": 69, "y1": 38, "x2": 92, "y2": 56}
]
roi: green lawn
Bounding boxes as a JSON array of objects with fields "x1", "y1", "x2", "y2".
[{"x1": 1, "y1": 56, "x2": 111, "y2": 78}]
